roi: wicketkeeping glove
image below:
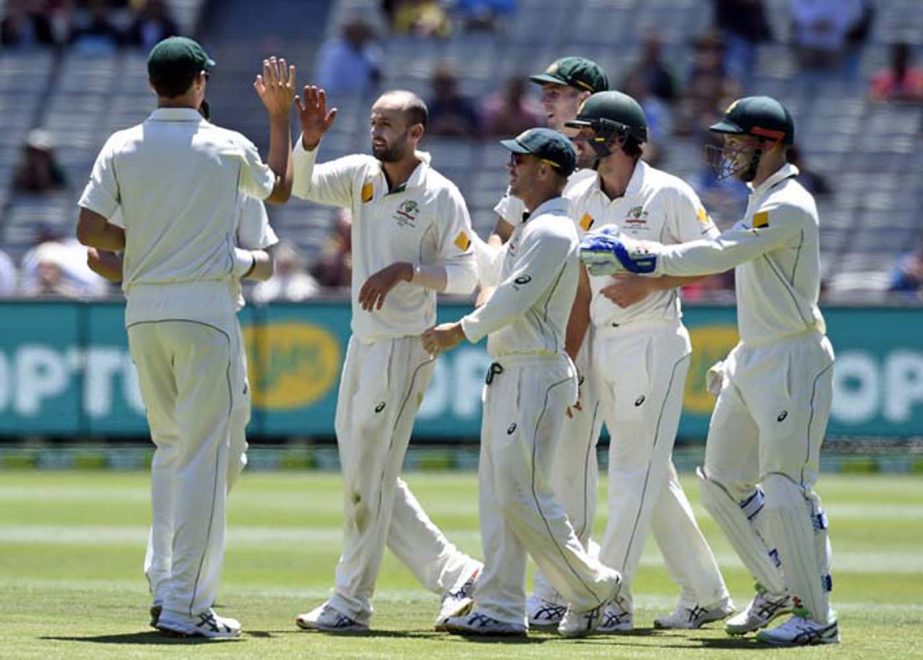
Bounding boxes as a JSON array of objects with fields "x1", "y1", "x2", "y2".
[{"x1": 578, "y1": 226, "x2": 658, "y2": 276}]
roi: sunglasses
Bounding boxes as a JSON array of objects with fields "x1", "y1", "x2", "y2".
[{"x1": 509, "y1": 152, "x2": 563, "y2": 170}]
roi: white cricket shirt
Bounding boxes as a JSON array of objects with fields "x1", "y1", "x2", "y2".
[
  {"x1": 657, "y1": 164, "x2": 826, "y2": 346},
  {"x1": 492, "y1": 167, "x2": 596, "y2": 227},
  {"x1": 293, "y1": 141, "x2": 477, "y2": 342},
  {"x1": 568, "y1": 160, "x2": 720, "y2": 328},
  {"x1": 79, "y1": 108, "x2": 275, "y2": 325},
  {"x1": 233, "y1": 194, "x2": 279, "y2": 311},
  {"x1": 462, "y1": 197, "x2": 579, "y2": 358}
]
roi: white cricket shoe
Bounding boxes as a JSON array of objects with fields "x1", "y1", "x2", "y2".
[
  {"x1": 155, "y1": 608, "x2": 241, "y2": 639},
  {"x1": 595, "y1": 597, "x2": 633, "y2": 633},
  {"x1": 653, "y1": 598, "x2": 736, "y2": 629},
  {"x1": 558, "y1": 600, "x2": 611, "y2": 638},
  {"x1": 725, "y1": 585, "x2": 792, "y2": 635},
  {"x1": 295, "y1": 602, "x2": 368, "y2": 633},
  {"x1": 434, "y1": 562, "x2": 481, "y2": 630},
  {"x1": 442, "y1": 610, "x2": 527, "y2": 637},
  {"x1": 526, "y1": 595, "x2": 568, "y2": 630},
  {"x1": 756, "y1": 611, "x2": 839, "y2": 646}
]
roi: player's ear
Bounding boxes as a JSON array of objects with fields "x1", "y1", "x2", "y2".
[{"x1": 409, "y1": 122, "x2": 424, "y2": 141}]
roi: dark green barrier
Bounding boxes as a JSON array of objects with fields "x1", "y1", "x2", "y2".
[{"x1": 0, "y1": 300, "x2": 921, "y2": 440}]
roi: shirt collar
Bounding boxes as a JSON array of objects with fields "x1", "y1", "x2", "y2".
[
  {"x1": 377, "y1": 151, "x2": 431, "y2": 193},
  {"x1": 591, "y1": 159, "x2": 647, "y2": 200},
  {"x1": 148, "y1": 108, "x2": 205, "y2": 122},
  {"x1": 749, "y1": 163, "x2": 799, "y2": 196},
  {"x1": 527, "y1": 196, "x2": 569, "y2": 220}
]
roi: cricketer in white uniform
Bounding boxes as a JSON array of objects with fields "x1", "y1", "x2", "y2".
[
  {"x1": 424, "y1": 128, "x2": 621, "y2": 639},
  {"x1": 579, "y1": 96, "x2": 838, "y2": 646},
  {"x1": 477, "y1": 57, "x2": 610, "y2": 625},
  {"x1": 290, "y1": 87, "x2": 482, "y2": 632},
  {"x1": 563, "y1": 91, "x2": 733, "y2": 632},
  {"x1": 77, "y1": 40, "x2": 295, "y2": 638}
]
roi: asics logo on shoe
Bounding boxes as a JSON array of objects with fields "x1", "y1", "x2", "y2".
[{"x1": 533, "y1": 603, "x2": 567, "y2": 621}]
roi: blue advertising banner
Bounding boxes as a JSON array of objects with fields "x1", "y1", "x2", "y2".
[{"x1": 0, "y1": 300, "x2": 921, "y2": 440}]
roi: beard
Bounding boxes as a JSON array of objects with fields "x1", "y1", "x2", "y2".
[{"x1": 372, "y1": 132, "x2": 410, "y2": 163}]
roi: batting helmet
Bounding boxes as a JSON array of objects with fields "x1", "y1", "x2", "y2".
[
  {"x1": 564, "y1": 91, "x2": 648, "y2": 158},
  {"x1": 707, "y1": 96, "x2": 794, "y2": 181}
]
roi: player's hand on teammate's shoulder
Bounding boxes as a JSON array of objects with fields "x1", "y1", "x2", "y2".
[
  {"x1": 294, "y1": 84, "x2": 338, "y2": 151},
  {"x1": 254, "y1": 56, "x2": 296, "y2": 117},
  {"x1": 600, "y1": 273, "x2": 654, "y2": 308}
]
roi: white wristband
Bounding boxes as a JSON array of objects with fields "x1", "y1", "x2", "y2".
[{"x1": 233, "y1": 248, "x2": 256, "y2": 278}]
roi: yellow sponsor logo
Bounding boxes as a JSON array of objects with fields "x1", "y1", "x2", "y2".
[
  {"x1": 361, "y1": 181, "x2": 374, "y2": 203},
  {"x1": 696, "y1": 206, "x2": 711, "y2": 225},
  {"x1": 684, "y1": 324, "x2": 739, "y2": 414},
  {"x1": 242, "y1": 323, "x2": 341, "y2": 410},
  {"x1": 454, "y1": 231, "x2": 471, "y2": 251},
  {"x1": 753, "y1": 210, "x2": 769, "y2": 228},
  {"x1": 579, "y1": 213, "x2": 594, "y2": 231}
]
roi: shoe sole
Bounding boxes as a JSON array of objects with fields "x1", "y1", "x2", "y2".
[
  {"x1": 295, "y1": 618, "x2": 368, "y2": 633},
  {"x1": 527, "y1": 620, "x2": 563, "y2": 631},
  {"x1": 434, "y1": 598, "x2": 474, "y2": 631},
  {"x1": 443, "y1": 625, "x2": 527, "y2": 637},
  {"x1": 756, "y1": 633, "x2": 839, "y2": 646},
  {"x1": 655, "y1": 608, "x2": 736, "y2": 630},
  {"x1": 155, "y1": 623, "x2": 240, "y2": 639},
  {"x1": 726, "y1": 608, "x2": 794, "y2": 636}
]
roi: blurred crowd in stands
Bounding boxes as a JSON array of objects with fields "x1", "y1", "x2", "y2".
[{"x1": 1, "y1": 0, "x2": 922, "y2": 301}]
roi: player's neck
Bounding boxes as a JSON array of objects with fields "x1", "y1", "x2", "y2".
[
  {"x1": 381, "y1": 154, "x2": 421, "y2": 192},
  {"x1": 520, "y1": 188, "x2": 557, "y2": 215},
  {"x1": 751, "y1": 154, "x2": 788, "y2": 188},
  {"x1": 596, "y1": 155, "x2": 636, "y2": 201}
]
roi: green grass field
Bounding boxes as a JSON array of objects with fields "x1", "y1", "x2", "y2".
[{"x1": 1, "y1": 470, "x2": 922, "y2": 659}]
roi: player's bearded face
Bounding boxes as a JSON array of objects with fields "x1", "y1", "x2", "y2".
[
  {"x1": 562, "y1": 126, "x2": 595, "y2": 169},
  {"x1": 370, "y1": 111, "x2": 412, "y2": 162},
  {"x1": 707, "y1": 135, "x2": 759, "y2": 180}
]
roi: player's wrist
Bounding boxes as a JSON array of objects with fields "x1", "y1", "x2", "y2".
[{"x1": 233, "y1": 248, "x2": 256, "y2": 278}]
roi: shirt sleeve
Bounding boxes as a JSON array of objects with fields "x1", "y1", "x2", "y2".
[
  {"x1": 473, "y1": 234, "x2": 505, "y2": 287},
  {"x1": 492, "y1": 188, "x2": 525, "y2": 227},
  {"x1": 659, "y1": 203, "x2": 806, "y2": 277},
  {"x1": 235, "y1": 194, "x2": 279, "y2": 250},
  {"x1": 78, "y1": 135, "x2": 121, "y2": 219},
  {"x1": 668, "y1": 180, "x2": 721, "y2": 243},
  {"x1": 461, "y1": 225, "x2": 573, "y2": 343},
  {"x1": 291, "y1": 138, "x2": 363, "y2": 208},
  {"x1": 431, "y1": 186, "x2": 478, "y2": 295},
  {"x1": 236, "y1": 136, "x2": 276, "y2": 200}
]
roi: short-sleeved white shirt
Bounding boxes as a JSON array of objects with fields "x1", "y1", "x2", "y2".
[
  {"x1": 79, "y1": 108, "x2": 275, "y2": 323},
  {"x1": 567, "y1": 160, "x2": 720, "y2": 328},
  {"x1": 293, "y1": 142, "x2": 477, "y2": 342}
]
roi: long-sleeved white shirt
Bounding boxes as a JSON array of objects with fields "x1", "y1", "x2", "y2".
[
  {"x1": 293, "y1": 140, "x2": 477, "y2": 342},
  {"x1": 657, "y1": 164, "x2": 826, "y2": 345},
  {"x1": 568, "y1": 160, "x2": 720, "y2": 328},
  {"x1": 462, "y1": 197, "x2": 579, "y2": 358}
]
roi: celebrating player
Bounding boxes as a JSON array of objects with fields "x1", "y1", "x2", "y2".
[
  {"x1": 564, "y1": 91, "x2": 734, "y2": 632},
  {"x1": 76, "y1": 38, "x2": 294, "y2": 638},
  {"x1": 579, "y1": 95, "x2": 838, "y2": 646},
  {"x1": 289, "y1": 86, "x2": 482, "y2": 633},
  {"x1": 423, "y1": 128, "x2": 621, "y2": 638}
]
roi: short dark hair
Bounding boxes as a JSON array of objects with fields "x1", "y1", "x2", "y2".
[
  {"x1": 623, "y1": 136, "x2": 643, "y2": 160},
  {"x1": 405, "y1": 95, "x2": 428, "y2": 130},
  {"x1": 150, "y1": 71, "x2": 198, "y2": 99}
]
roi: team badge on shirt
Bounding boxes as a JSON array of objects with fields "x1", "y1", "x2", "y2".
[
  {"x1": 454, "y1": 231, "x2": 471, "y2": 251},
  {"x1": 753, "y1": 211, "x2": 770, "y2": 228},
  {"x1": 579, "y1": 213, "x2": 594, "y2": 231},
  {"x1": 394, "y1": 199, "x2": 420, "y2": 227},
  {"x1": 624, "y1": 206, "x2": 648, "y2": 227}
]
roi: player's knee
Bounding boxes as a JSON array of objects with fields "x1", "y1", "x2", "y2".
[
  {"x1": 761, "y1": 472, "x2": 806, "y2": 512},
  {"x1": 697, "y1": 466, "x2": 756, "y2": 512}
]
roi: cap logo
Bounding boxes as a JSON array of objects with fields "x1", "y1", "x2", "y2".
[
  {"x1": 547, "y1": 62, "x2": 559, "y2": 75},
  {"x1": 726, "y1": 99, "x2": 740, "y2": 113}
]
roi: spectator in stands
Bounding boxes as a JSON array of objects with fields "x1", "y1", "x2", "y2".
[
  {"x1": 622, "y1": 69, "x2": 671, "y2": 165},
  {"x1": 427, "y1": 60, "x2": 480, "y2": 138},
  {"x1": 712, "y1": 0, "x2": 772, "y2": 82},
  {"x1": 124, "y1": 0, "x2": 179, "y2": 52},
  {"x1": 13, "y1": 129, "x2": 67, "y2": 194},
  {"x1": 454, "y1": 0, "x2": 516, "y2": 32},
  {"x1": 69, "y1": 0, "x2": 122, "y2": 55},
  {"x1": 1, "y1": 0, "x2": 56, "y2": 48},
  {"x1": 385, "y1": 0, "x2": 452, "y2": 38},
  {"x1": 19, "y1": 224, "x2": 107, "y2": 297},
  {"x1": 787, "y1": 145, "x2": 831, "y2": 197},
  {"x1": 480, "y1": 76, "x2": 541, "y2": 137},
  {"x1": 870, "y1": 42, "x2": 923, "y2": 104},
  {"x1": 251, "y1": 242, "x2": 320, "y2": 303},
  {"x1": 621, "y1": 29, "x2": 679, "y2": 105},
  {"x1": 311, "y1": 208, "x2": 352, "y2": 289},
  {"x1": 889, "y1": 239, "x2": 923, "y2": 295},
  {"x1": 674, "y1": 30, "x2": 741, "y2": 138},
  {"x1": 790, "y1": 0, "x2": 863, "y2": 70},
  {"x1": 0, "y1": 249, "x2": 16, "y2": 296},
  {"x1": 315, "y1": 16, "x2": 383, "y2": 96}
]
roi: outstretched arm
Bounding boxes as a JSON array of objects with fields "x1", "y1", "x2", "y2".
[{"x1": 254, "y1": 57, "x2": 296, "y2": 204}]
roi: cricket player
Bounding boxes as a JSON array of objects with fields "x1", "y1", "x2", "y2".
[
  {"x1": 477, "y1": 56, "x2": 612, "y2": 628},
  {"x1": 563, "y1": 91, "x2": 733, "y2": 631},
  {"x1": 76, "y1": 38, "x2": 295, "y2": 638},
  {"x1": 423, "y1": 128, "x2": 621, "y2": 638},
  {"x1": 580, "y1": 96, "x2": 838, "y2": 646},
  {"x1": 86, "y1": 102, "x2": 279, "y2": 624},
  {"x1": 290, "y1": 86, "x2": 482, "y2": 632}
]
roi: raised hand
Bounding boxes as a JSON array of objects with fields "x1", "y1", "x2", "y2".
[
  {"x1": 294, "y1": 85, "x2": 338, "y2": 150},
  {"x1": 254, "y1": 56, "x2": 296, "y2": 118}
]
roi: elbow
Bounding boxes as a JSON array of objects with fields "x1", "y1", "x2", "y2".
[
  {"x1": 76, "y1": 224, "x2": 92, "y2": 246},
  {"x1": 266, "y1": 183, "x2": 292, "y2": 205}
]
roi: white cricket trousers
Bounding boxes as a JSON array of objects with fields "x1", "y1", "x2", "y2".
[
  {"x1": 329, "y1": 335, "x2": 475, "y2": 623},
  {"x1": 129, "y1": 315, "x2": 244, "y2": 618},
  {"x1": 703, "y1": 330, "x2": 835, "y2": 622},
  {"x1": 595, "y1": 320, "x2": 729, "y2": 610},
  {"x1": 476, "y1": 354, "x2": 620, "y2": 626},
  {"x1": 144, "y1": 320, "x2": 250, "y2": 604},
  {"x1": 532, "y1": 330, "x2": 604, "y2": 604}
]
